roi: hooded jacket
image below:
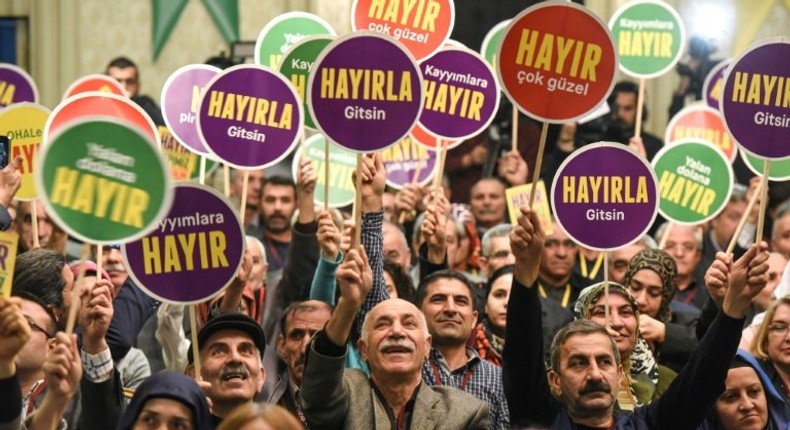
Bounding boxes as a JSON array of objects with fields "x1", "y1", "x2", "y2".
[
  {"x1": 698, "y1": 349, "x2": 788, "y2": 430},
  {"x1": 116, "y1": 372, "x2": 212, "y2": 430}
]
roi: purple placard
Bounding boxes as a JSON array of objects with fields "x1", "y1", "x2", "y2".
[
  {"x1": 197, "y1": 64, "x2": 303, "y2": 169},
  {"x1": 418, "y1": 48, "x2": 500, "y2": 140},
  {"x1": 551, "y1": 143, "x2": 658, "y2": 250},
  {"x1": 382, "y1": 138, "x2": 438, "y2": 189},
  {"x1": 123, "y1": 183, "x2": 245, "y2": 304},
  {"x1": 161, "y1": 64, "x2": 221, "y2": 156},
  {"x1": 308, "y1": 32, "x2": 423, "y2": 152},
  {"x1": 703, "y1": 60, "x2": 729, "y2": 110},
  {"x1": 0, "y1": 64, "x2": 38, "y2": 107},
  {"x1": 721, "y1": 39, "x2": 790, "y2": 160}
]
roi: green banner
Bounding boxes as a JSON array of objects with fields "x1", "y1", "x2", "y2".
[
  {"x1": 152, "y1": 0, "x2": 189, "y2": 60},
  {"x1": 741, "y1": 150, "x2": 790, "y2": 181},
  {"x1": 37, "y1": 119, "x2": 173, "y2": 244},
  {"x1": 653, "y1": 140, "x2": 732, "y2": 225},
  {"x1": 201, "y1": 0, "x2": 239, "y2": 45},
  {"x1": 278, "y1": 36, "x2": 333, "y2": 130}
]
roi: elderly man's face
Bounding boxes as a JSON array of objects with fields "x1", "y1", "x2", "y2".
[
  {"x1": 608, "y1": 244, "x2": 646, "y2": 284},
  {"x1": 359, "y1": 299, "x2": 431, "y2": 379},
  {"x1": 17, "y1": 201, "x2": 53, "y2": 250},
  {"x1": 200, "y1": 330, "x2": 265, "y2": 406},
  {"x1": 383, "y1": 223, "x2": 411, "y2": 272},
  {"x1": 661, "y1": 226, "x2": 701, "y2": 280},
  {"x1": 277, "y1": 304, "x2": 331, "y2": 387},
  {"x1": 485, "y1": 235, "x2": 515, "y2": 275},
  {"x1": 470, "y1": 179, "x2": 506, "y2": 229},
  {"x1": 548, "y1": 332, "x2": 621, "y2": 419},
  {"x1": 539, "y1": 222, "x2": 577, "y2": 284}
]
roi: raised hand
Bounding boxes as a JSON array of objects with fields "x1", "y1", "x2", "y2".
[
  {"x1": 510, "y1": 207, "x2": 545, "y2": 287},
  {"x1": 723, "y1": 242, "x2": 770, "y2": 319},
  {"x1": 79, "y1": 279, "x2": 114, "y2": 354},
  {"x1": 704, "y1": 251, "x2": 731, "y2": 308},
  {"x1": 355, "y1": 153, "x2": 386, "y2": 212},
  {"x1": 0, "y1": 155, "x2": 23, "y2": 207},
  {"x1": 639, "y1": 314, "x2": 666, "y2": 344},
  {"x1": 395, "y1": 183, "x2": 423, "y2": 223},
  {"x1": 421, "y1": 201, "x2": 447, "y2": 264},
  {"x1": 43, "y1": 332, "x2": 82, "y2": 398},
  {"x1": 0, "y1": 297, "x2": 31, "y2": 373},
  {"x1": 497, "y1": 150, "x2": 529, "y2": 185},
  {"x1": 317, "y1": 211, "x2": 341, "y2": 261},
  {"x1": 335, "y1": 246, "x2": 373, "y2": 309},
  {"x1": 297, "y1": 157, "x2": 318, "y2": 223}
]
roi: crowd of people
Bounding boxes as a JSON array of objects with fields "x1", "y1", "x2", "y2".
[{"x1": 2, "y1": 49, "x2": 790, "y2": 430}]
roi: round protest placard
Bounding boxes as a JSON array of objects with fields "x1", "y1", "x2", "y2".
[
  {"x1": 197, "y1": 64, "x2": 302, "y2": 169},
  {"x1": 551, "y1": 142, "x2": 658, "y2": 250},
  {"x1": 159, "y1": 126, "x2": 218, "y2": 182},
  {"x1": 122, "y1": 183, "x2": 244, "y2": 304},
  {"x1": 665, "y1": 105, "x2": 737, "y2": 162},
  {"x1": 652, "y1": 140, "x2": 733, "y2": 225},
  {"x1": 608, "y1": 0, "x2": 685, "y2": 78},
  {"x1": 279, "y1": 36, "x2": 334, "y2": 130},
  {"x1": 292, "y1": 134, "x2": 356, "y2": 208},
  {"x1": 0, "y1": 103, "x2": 50, "y2": 200},
  {"x1": 0, "y1": 63, "x2": 37, "y2": 107},
  {"x1": 308, "y1": 32, "x2": 423, "y2": 152},
  {"x1": 254, "y1": 11, "x2": 336, "y2": 69},
  {"x1": 419, "y1": 48, "x2": 499, "y2": 140},
  {"x1": 44, "y1": 92, "x2": 160, "y2": 146},
  {"x1": 161, "y1": 64, "x2": 221, "y2": 156},
  {"x1": 36, "y1": 118, "x2": 173, "y2": 244},
  {"x1": 497, "y1": 2, "x2": 617, "y2": 122},
  {"x1": 720, "y1": 38, "x2": 790, "y2": 160},
  {"x1": 351, "y1": 0, "x2": 454, "y2": 61},
  {"x1": 741, "y1": 150, "x2": 790, "y2": 181},
  {"x1": 409, "y1": 122, "x2": 461, "y2": 151},
  {"x1": 481, "y1": 20, "x2": 510, "y2": 69},
  {"x1": 382, "y1": 136, "x2": 437, "y2": 189},
  {"x1": 703, "y1": 60, "x2": 729, "y2": 110},
  {"x1": 62, "y1": 74, "x2": 127, "y2": 99}
]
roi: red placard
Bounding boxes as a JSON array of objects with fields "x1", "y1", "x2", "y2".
[
  {"x1": 497, "y1": 2, "x2": 617, "y2": 123},
  {"x1": 62, "y1": 74, "x2": 127, "y2": 100},
  {"x1": 665, "y1": 105, "x2": 737, "y2": 162}
]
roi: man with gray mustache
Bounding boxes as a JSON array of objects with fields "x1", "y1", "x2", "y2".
[{"x1": 300, "y1": 246, "x2": 490, "y2": 429}]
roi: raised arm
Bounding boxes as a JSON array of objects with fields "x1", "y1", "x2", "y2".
[
  {"x1": 309, "y1": 211, "x2": 343, "y2": 304},
  {"x1": 646, "y1": 242, "x2": 770, "y2": 428},
  {"x1": 503, "y1": 208, "x2": 561, "y2": 427},
  {"x1": 0, "y1": 297, "x2": 30, "y2": 430}
]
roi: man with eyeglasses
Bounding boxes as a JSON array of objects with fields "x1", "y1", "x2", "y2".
[
  {"x1": 536, "y1": 219, "x2": 587, "y2": 310},
  {"x1": 656, "y1": 222, "x2": 708, "y2": 311},
  {"x1": 106, "y1": 56, "x2": 165, "y2": 126}
]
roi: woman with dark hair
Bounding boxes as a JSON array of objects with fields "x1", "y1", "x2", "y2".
[
  {"x1": 382, "y1": 259, "x2": 415, "y2": 303},
  {"x1": 472, "y1": 265, "x2": 514, "y2": 366},
  {"x1": 698, "y1": 350, "x2": 788, "y2": 430}
]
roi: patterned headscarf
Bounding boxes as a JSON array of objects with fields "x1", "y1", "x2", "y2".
[{"x1": 622, "y1": 249, "x2": 678, "y2": 323}]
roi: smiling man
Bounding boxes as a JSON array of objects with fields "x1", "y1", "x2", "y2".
[
  {"x1": 300, "y1": 247, "x2": 490, "y2": 429},
  {"x1": 189, "y1": 313, "x2": 266, "y2": 425}
]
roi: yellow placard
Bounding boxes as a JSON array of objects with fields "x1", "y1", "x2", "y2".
[
  {"x1": 505, "y1": 180, "x2": 553, "y2": 236},
  {"x1": 0, "y1": 231, "x2": 19, "y2": 298},
  {"x1": 0, "y1": 103, "x2": 50, "y2": 200}
]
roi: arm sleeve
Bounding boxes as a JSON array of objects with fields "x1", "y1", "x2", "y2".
[
  {"x1": 277, "y1": 221, "x2": 320, "y2": 308},
  {"x1": 695, "y1": 298, "x2": 719, "y2": 341},
  {"x1": 0, "y1": 375, "x2": 21, "y2": 425},
  {"x1": 79, "y1": 369, "x2": 124, "y2": 430},
  {"x1": 645, "y1": 311, "x2": 745, "y2": 429},
  {"x1": 300, "y1": 331, "x2": 350, "y2": 429},
  {"x1": 309, "y1": 252, "x2": 343, "y2": 305},
  {"x1": 353, "y1": 211, "x2": 390, "y2": 342},
  {"x1": 502, "y1": 280, "x2": 561, "y2": 428},
  {"x1": 418, "y1": 243, "x2": 448, "y2": 281},
  {"x1": 106, "y1": 277, "x2": 158, "y2": 361},
  {"x1": 154, "y1": 303, "x2": 189, "y2": 372},
  {"x1": 660, "y1": 317, "x2": 699, "y2": 368}
]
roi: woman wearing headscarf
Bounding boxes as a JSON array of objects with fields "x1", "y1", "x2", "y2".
[
  {"x1": 575, "y1": 282, "x2": 677, "y2": 408},
  {"x1": 116, "y1": 372, "x2": 212, "y2": 430},
  {"x1": 623, "y1": 248, "x2": 700, "y2": 372},
  {"x1": 698, "y1": 349, "x2": 788, "y2": 430}
]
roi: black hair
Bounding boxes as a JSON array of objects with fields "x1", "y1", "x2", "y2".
[
  {"x1": 486, "y1": 264, "x2": 515, "y2": 300},
  {"x1": 607, "y1": 81, "x2": 648, "y2": 121},
  {"x1": 13, "y1": 249, "x2": 69, "y2": 312},
  {"x1": 415, "y1": 269, "x2": 478, "y2": 311},
  {"x1": 383, "y1": 260, "x2": 415, "y2": 303},
  {"x1": 106, "y1": 56, "x2": 137, "y2": 72},
  {"x1": 261, "y1": 175, "x2": 296, "y2": 198},
  {"x1": 12, "y1": 290, "x2": 61, "y2": 333}
]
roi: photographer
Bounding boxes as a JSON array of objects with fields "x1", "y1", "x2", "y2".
[{"x1": 668, "y1": 36, "x2": 721, "y2": 118}]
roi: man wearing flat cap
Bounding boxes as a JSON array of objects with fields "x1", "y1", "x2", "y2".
[{"x1": 187, "y1": 313, "x2": 267, "y2": 425}]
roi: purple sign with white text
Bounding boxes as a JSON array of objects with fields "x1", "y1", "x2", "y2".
[
  {"x1": 308, "y1": 32, "x2": 423, "y2": 152},
  {"x1": 0, "y1": 64, "x2": 37, "y2": 107},
  {"x1": 197, "y1": 64, "x2": 302, "y2": 169},
  {"x1": 721, "y1": 39, "x2": 790, "y2": 159},
  {"x1": 551, "y1": 143, "x2": 658, "y2": 250},
  {"x1": 419, "y1": 48, "x2": 500, "y2": 140},
  {"x1": 123, "y1": 183, "x2": 245, "y2": 304},
  {"x1": 162, "y1": 65, "x2": 221, "y2": 156}
]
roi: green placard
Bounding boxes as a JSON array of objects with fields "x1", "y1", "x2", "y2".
[
  {"x1": 652, "y1": 140, "x2": 732, "y2": 225},
  {"x1": 741, "y1": 149, "x2": 790, "y2": 181},
  {"x1": 278, "y1": 36, "x2": 333, "y2": 130},
  {"x1": 293, "y1": 133, "x2": 356, "y2": 208},
  {"x1": 37, "y1": 118, "x2": 173, "y2": 244},
  {"x1": 254, "y1": 12, "x2": 336, "y2": 69},
  {"x1": 480, "y1": 20, "x2": 510, "y2": 69},
  {"x1": 608, "y1": 0, "x2": 685, "y2": 78}
]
